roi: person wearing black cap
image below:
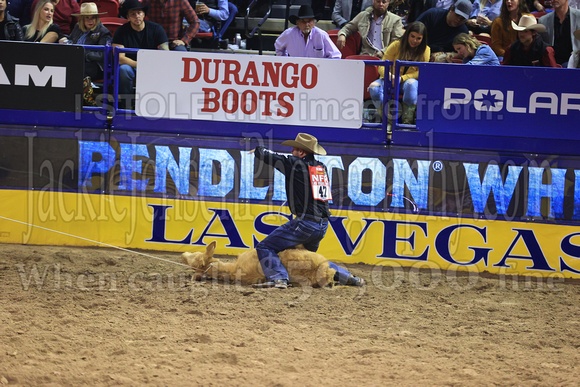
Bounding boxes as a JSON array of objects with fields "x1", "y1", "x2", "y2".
[
  {"x1": 112, "y1": 0, "x2": 168, "y2": 108},
  {"x1": 416, "y1": 0, "x2": 471, "y2": 61},
  {"x1": 274, "y1": 4, "x2": 341, "y2": 58},
  {"x1": 252, "y1": 133, "x2": 365, "y2": 289}
]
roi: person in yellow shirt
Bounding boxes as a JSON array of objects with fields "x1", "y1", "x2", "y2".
[{"x1": 368, "y1": 21, "x2": 430, "y2": 124}]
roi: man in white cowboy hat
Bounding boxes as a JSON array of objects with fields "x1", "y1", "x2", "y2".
[
  {"x1": 252, "y1": 133, "x2": 364, "y2": 289},
  {"x1": 275, "y1": 4, "x2": 341, "y2": 58},
  {"x1": 538, "y1": 0, "x2": 580, "y2": 66},
  {"x1": 503, "y1": 14, "x2": 559, "y2": 67},
  {"x1": 337, "y1": 0, "x2": 403, "y2": 57}
]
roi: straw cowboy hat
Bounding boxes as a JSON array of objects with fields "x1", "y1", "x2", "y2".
[
  {"x1": 72, "y1": 2, "x2": 107, "y2": 16},
  {"x1": 288, "y1": 5, "x2": 319, "y2": 25},
  {"x1": 281, "y1": 133, "x2": 327, "y2": 155},
  {"x1": 511, "y1": 14, "x2": 546, "y2": 32}
]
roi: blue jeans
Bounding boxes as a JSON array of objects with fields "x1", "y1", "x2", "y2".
[
  {"x1": 171, "y1": 43, "x2": 188, "y2": 51},
  {"x1": 368, "y1": 78, "x2": 419, "y2": 108},
  {"x1": 256, "y1": 217, "x2": 352, "y2": 283},
  {"x1": 118, "y1": 64, "x2": 136, "y2": 96},
  {"x1": 198, "y1": 2, "x2": 238, "y2": 39}
]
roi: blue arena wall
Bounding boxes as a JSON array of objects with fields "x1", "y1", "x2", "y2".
[{"x1": 1, "y1": 41, "x2": 580, "y2": 279}]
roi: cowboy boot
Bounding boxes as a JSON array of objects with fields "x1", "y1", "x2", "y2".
[{"x1": 82, "y1": 76, "x2": 97, "y2": 107}]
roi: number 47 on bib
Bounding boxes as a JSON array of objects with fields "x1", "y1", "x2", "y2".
[{"x1": 309, "y1": 165, "x2": 332, "y2": 202}]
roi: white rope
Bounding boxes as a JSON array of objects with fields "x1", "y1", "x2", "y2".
[{"x1": 0, "y1": 215, "x2": 191, "y2": 268}]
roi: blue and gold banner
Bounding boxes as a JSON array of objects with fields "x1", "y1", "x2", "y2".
[{"x1": 1, "y1": 127, "x2": 580, "y2": 278}]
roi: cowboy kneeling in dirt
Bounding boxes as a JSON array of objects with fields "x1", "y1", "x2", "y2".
[{"x1": 252, "y1": 133, "x2": 365, "y2": 289}]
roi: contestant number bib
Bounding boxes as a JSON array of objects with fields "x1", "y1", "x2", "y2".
[{"x1": 309, "y1": 166, "x2": 332, "y2": 202}]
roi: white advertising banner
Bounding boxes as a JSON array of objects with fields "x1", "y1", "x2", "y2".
[{"x1": 135, "y1": 50, "x2": 365, "y2": 128}]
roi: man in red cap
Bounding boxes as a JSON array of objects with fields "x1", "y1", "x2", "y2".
[{"x1": 252, "y1": 133, "x2": 364, "y2": 289}]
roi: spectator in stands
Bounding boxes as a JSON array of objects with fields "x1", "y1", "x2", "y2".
[
  {"x1": 112, "y1": 0, "x2": 169, "y2": 108},
  {"x1": 275, "y1": 5, "x2": 341, "y2": 58},
  {"x1": 539, "y1": 0, "x2": 580, "y2": 66},
  {"x1": 30, "y1": 0, "x2": 80, "y2": 36},
  {"x1": 193, "y1": 0, "x2": 237, "y2": 38},
  {"x1": 24, "y1": 0, "x2": 59, "y2": 42},
  {"x1": 143, "y1": 0, "x2": 198, "y2": 51},
  {"x1": 417, "y1": 0, "x2": 471, "y2": 60},
  {"x1": 64, "y1": 3, "x2": 112, "y2": 80},
  {"x1": 466, "y1": 0, "x2": 502, "y2": 35},
  {"x1": 408, "y1": 0, "x2": 455, "y2": 23},
  {"x1": 527, "y1": 0, "x2": 546, "y2": 12},
  {"x1": 503, "y1": 14, "x2": 559, "y2": 66},
  {"x1": 7, "y1": 0, "x2": 33, "y2": 26},
  {"x1": 337, "y1": 0, "x2": 404, "y2": 58},
  {"x1": 368, "y1": 21, "x2": 430, "y2": 124},
  {"x1": 0, "y1": 0, "x2": 24, "y2": 40},
  {"x1": 387, "y1": 0, "x2": 409, "y2": 17},
  {"x1": 490, "y1": 0, "x2": 531, "y2": 58},
  {"x1": 407, "y1": 0, "x2": 436, "y2": 23},
  {"x1": 452, "y1": 32, "x2": 501, "y2": 64},
  {"x1": 332, "y1": 0, "x2": 372, "y2": 28},
  {"x1": 569, "y1": 29, "x2": 580, "y2": 67},
  {"x1": 435, "y1": 0, "x2": 454, "y2": 9}
]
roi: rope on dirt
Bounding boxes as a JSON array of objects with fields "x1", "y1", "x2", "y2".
[{"x1": 0, "y1": 215, "x2": 191, "y2": 268}]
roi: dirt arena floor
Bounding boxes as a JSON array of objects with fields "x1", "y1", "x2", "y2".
[{"x1": 1, "y1": 243, "x2": 580, "y2": 386}]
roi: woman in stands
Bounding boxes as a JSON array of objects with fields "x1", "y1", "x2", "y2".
[
  {"x1": 452, "y1": 33, "x2": 500, "y2": 65},
  {"x1": 367, "y1": 21, "x2": 430, "y2": 125},
  {"x1": 24, "y1": 0, "x2": 59, "y2": 42},
  {"x1": 65, "y1": 3, "x2": 112, "y2": 80},
  {"x1": 490, "y1": 0, "x2": 531, "y2": 59}
]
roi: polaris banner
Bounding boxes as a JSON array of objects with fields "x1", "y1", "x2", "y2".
[
  {"x1": 0, "y1": 41, "x2": 84, "y2": 112},
  {"x1": 417, "y1": 63, "x2": 580, "y2": 138}
]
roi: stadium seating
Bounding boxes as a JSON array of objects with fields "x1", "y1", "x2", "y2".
[
  {"x1": 82, "y1": 0, "x2": 120, "y2": 17},
  {"x1": 101, "y1": 16, "x2": 128, "y2": 35},
  {"x1": 475, "y1": 34, "x2": 491, "y2": 45},
  {"x1": 328, "y1": 29, "x2": 362, "y2": 58},
  {"x1": 345, "y1": 54, "x2": 379, "y2": 100}
]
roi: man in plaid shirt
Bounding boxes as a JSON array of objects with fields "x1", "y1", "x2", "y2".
[{"x1": 144, "y1": 0, "x2": 199, "y2": 50}]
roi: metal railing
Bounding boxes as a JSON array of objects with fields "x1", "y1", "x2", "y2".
[
  {"x1": 244, "y1": 0, "x2": 273, "y2": 54},
  {"x1": 80, "y1": 44, "x2": 111, "y2": 116}
]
